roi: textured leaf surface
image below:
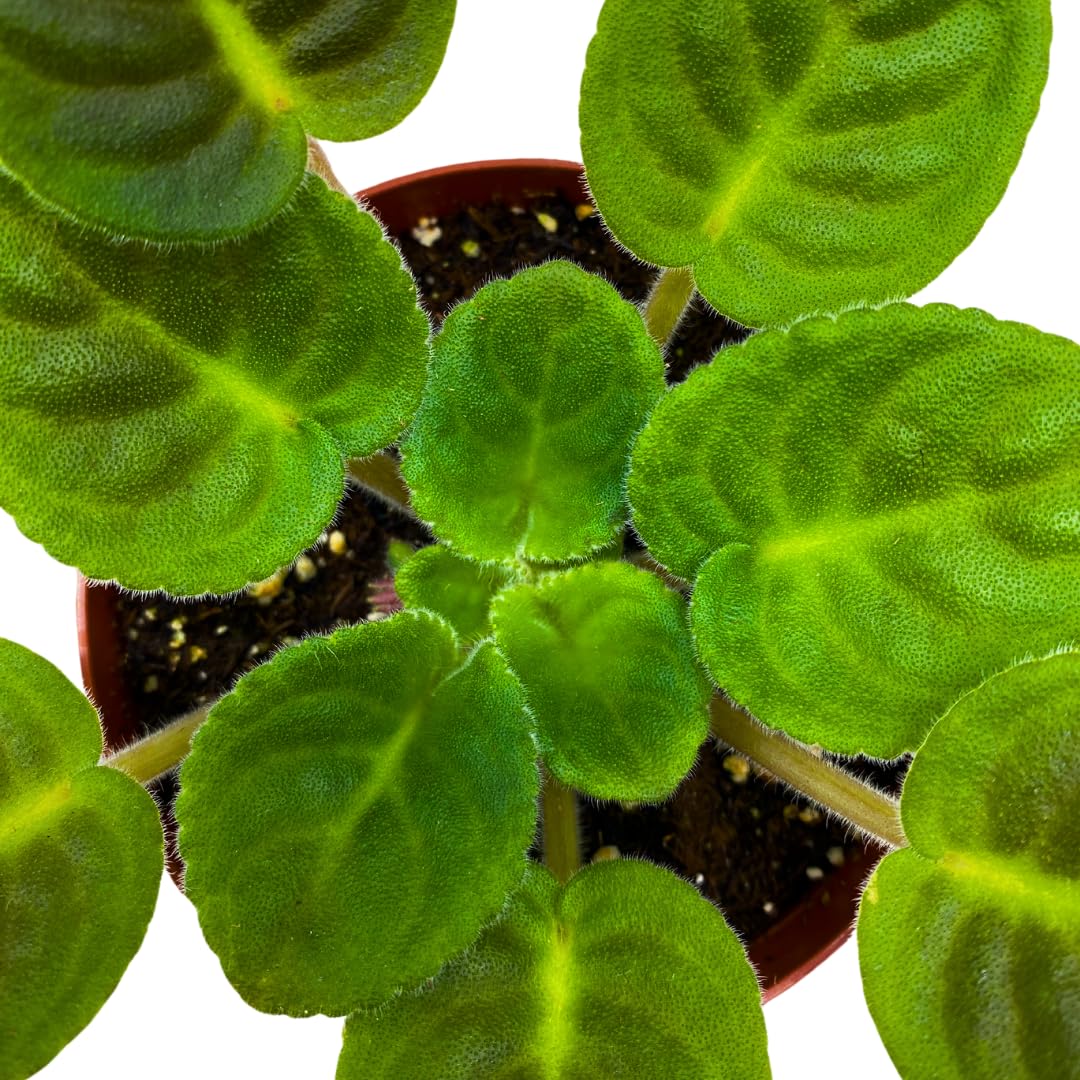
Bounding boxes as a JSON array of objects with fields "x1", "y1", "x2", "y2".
[
  {"x1": 176, "y1": 612, "x2": 539, "y2": 1016},
  {"x1": 0, "y1": 0, "x2": 456, "y2": 240},
  {"x1": 0, "y1": 172, "x2": 429, "y2": 595},
  {"x1": 395, "y1": 544, "x2": 512, "y2": 642},
  {"x1": 858, "y1": 650, "x2": 1080, "y2": 1080},
  {"x1": 581, "y1": 0, "x2": 1051, "y2": 328},
  {"x1": 339, "y1": 860, "x2": 769, "y2": 1079},
  {"x1": 400, "y1": 262, "x2": 665, "y2": 563},
  {"x1": 630, "y1": 303, "x2": 1080, "y2": 756},
  {"x1": 492, "y1": 562, "x2": 711, "y2": 801},
  {"x1": 0, "y1": 639, "x2": 161, "y2": 1080}
]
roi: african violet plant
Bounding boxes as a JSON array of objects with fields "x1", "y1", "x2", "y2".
[{"x1": 0, "y1": 2, "x2": 1077, "y2": 1078}]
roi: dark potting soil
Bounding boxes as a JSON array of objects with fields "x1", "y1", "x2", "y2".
[{"x1": 113, "y1": 189, "x2": 905, "y2": 938}]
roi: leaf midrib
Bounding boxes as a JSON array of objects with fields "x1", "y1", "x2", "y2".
[
  {"x1": 700, "y1": 10, "x2": 850, "y2": 243},
  {"x1": 197, "y1": 0, "x2": 295, "y2": 117},
  {"x1": 757, "y1": 461, "x2": 1078, "y2": 565},
  {"x1": 506, "y1": 329, "x2": 560, "y2": 558},
  {"x1": 939, "y1": 850, "x2": 1080, "y2": 928},
  {"x1": 342, "y1": 700, "x2": 427, "y2": 830},
  {"x1": 538, "y1": 921, "x2": 575, "y2": 1080},
  {"x1": 62, "y1": 251, "x2": 305, "y2": 432},
  {"x1": 0, "y1": 777, "x2": 73, "y2": 854}
]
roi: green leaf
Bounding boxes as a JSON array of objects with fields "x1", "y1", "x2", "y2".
[
  {"x1": 580, "y1": 1, "x2": 1050, "y2": 328},
  {"x1": 339, "y1": 859, "x2": 770, "y2": 1079},
  {"x1": 491, "y1": 562, "x2": 711, "y2": 801},
  {"x1": 858, "y1": 649, "x2": 1080, "y2": 1080},
  {"x1": 395, "y1": 544, "x2": 513, "y2": 642},
  {"x1": 0, "y1": 0, "x2": 456, "y2": 241},
  {"x1": 630, "y1": 303, "x2": 1080, "y2": 757},
  {"x1": 400, "y1": 262, "x2": 665, "y2": 564},
  {"x1": 176, "y1": 612, "x2": 539, "y2": 1016},
  {"x1": 0, "y1": 639, "x2": 162, "y2": 1080},
  {"x1": 0, "y1": 171, "x2": 430, "y2": 595}
]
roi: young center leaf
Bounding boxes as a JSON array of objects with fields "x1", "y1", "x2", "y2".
[
  {"x1": 339, "y1": 859, "x2": 770, "y2": 1080},
  {"x1": 581, "y1": 0, "x2": 1051, "y2": 328},
  {"x1": 0, "y1": 172, "x2": 430, "y2": 596},
  {"x1": 0, "y1": 640, "x2": 162, "y2": 1080},
  {"x1": 395, "y1": 544, "x2": 513, "y2": 643},
  {"x1": 400, "y1": 262, "x2": 665, "y2": 564},
  {"x1": 491, "y1": 562, "x2": 711, "y2": 802},
  {"x1": 858, "y1": 649, "x2": 1080, "y2": 1080},
  {"x1": 176, "y1": 612, "x2": 540, "y2": 1017},
  {"x1": 0, "y1": 0, "x2": 456, "y2": 241},
  {"x1": 630, "y1": 303, "x2": 1080, "y2": 758}
]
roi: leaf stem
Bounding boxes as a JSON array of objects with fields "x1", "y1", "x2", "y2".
[
  {"x1": 101, "y1": 705, "x2": 210, "y2": 785},
  {"x1": 306, "y1": 137, "x2": 349, "y2": 195},
  {"x1": 347, "y1": 452, "x2": 416, "y2": 518},
  {"x1": 642, "y1": 266, "x2": 695, "y2": 348},
  {"x1": 541, "y1": 770, "x2": 581, "y2": 883},
  {"x1": 709, "y1": 696, "x2": 908, "y2": 850}
]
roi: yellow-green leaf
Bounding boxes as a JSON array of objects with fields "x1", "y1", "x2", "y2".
[
  {"x1": 492, "y1": 562, "x2": 711, "y2": 801},
  {"x1": 858, "y1": 649, "x2": 1080, "y2": 1079},
  {"x1": 395, "y1": 544, "x2": 512, "y2": 643},
  {"x1": 581, "y1": 0, "x2": 1051, "y2": 327},
  {"x1": 177, "y1": 612, "x2": 539, "y2": 1016},
  {"x1": 0, "y1": 639, "x2": 162, "y2": 1080},
  {"x1": 631, "y1": 303, "x2": 1080, "y2": 756},
  {"x1": 0, "y1": 0, "x2": 456, "y2": 240},
  {"x1": 400, "y1": 262, "x2": 665, "y2": 564},
  {"x1": 339, "y1": 860, "x2": 770, "y2": 1079},
  {"x1": 0, "y1": 172, "x2": 430, "y2": 595}
]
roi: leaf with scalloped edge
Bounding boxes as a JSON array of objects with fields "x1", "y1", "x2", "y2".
[
  {"x1": 0, "y1": 0, "x2": 456, "y2": 241},
  {"x1": 400, "y1": 261, "x2": 665, "y2": 564},
  {"x1": 339, "y1": 859, "x2": 770, "y2": 1079},
  {"x1": 176, "y1": 612, "x2": 539, "y2": 1017},
  {"x1": 0, "y1": 639, "x2": 162, "y2": 1080},
  {"x1": 0, "y1": 171, "x2": 430, "y2": 596},
  {"x1": 858, "y1": 649, "x2": 1080, "y2": 1080},
  {"x1": 491, "y1": 561, "x2": 711, "y2": 801},
  {"x1": 395, "y1": 544, "x2": 513, "y2": 642},
  {"x1": 630, "y1": 303, "x2": 1080, "y2": 757},
  {"x1": 581, "y1": 0, "x2": 1050, "y2": 328}
]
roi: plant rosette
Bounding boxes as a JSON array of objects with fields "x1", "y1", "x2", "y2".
[
  {"x1": 77, "y1": 159, "x2": 883, "y2": 1002},
  {"x1": 2, "y1": 3, "x2": 1078, "y2": 1079}
]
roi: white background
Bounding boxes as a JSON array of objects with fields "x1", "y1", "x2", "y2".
[{"x1": 7, "y1": 2, "x2": 1077, "y2": 1077}]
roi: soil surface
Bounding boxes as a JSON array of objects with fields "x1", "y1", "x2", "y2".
[{"x1": 113, "y1": 190, "x2": 906, "y2": 938}]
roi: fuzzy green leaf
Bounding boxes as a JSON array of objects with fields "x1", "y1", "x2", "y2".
[
  {"x1": 339, "y1": 859, "x2": 770, "y2": 1079},
  {"x1": 0, "y1": 639, "x2": 162, "y2": 1080},
  {"x1": 581, "y1": 0, "x2": 1050, "y2": 328},
  {"x1": 395, "y1": 544, "x2": 513, "y2": 642},
  {"x1": 630, "y1": 303, "x2": 1080, "y2": 757},
  {"x1": 858, "y1": 649, "x2": 1080, "y2": 1080},
  {"x1": 0, "y1": 0, "x2": 456, "y2": 241},
  {"x1": 0, "y1": 172, "x2": 429, "y2": 595},
  {"x1": 491, "y1": 562, "x2": 711, "y2": 801},
  {"x1": 400, "y1": 262, "x2": 665, "y2": 564},
  {"x1": 176, "y1": 612, "x2": 539, "y2": 1016}
]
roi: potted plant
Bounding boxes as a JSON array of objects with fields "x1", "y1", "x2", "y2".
[
  {"x1": 1, "y1": 4, "x2": 1077, "y2": 1080},
  {"x1": 77, "y1": 157, "x2": 892, "y2": 1007}
]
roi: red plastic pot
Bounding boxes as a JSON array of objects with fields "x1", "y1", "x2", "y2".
[{"x1": 77, "y1": 157, "x2": 883, "y2": 1004}]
